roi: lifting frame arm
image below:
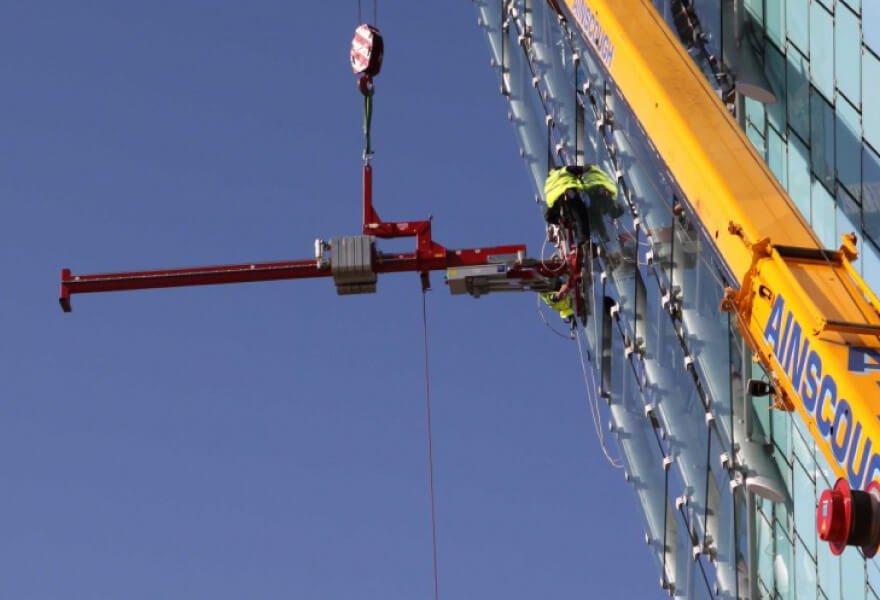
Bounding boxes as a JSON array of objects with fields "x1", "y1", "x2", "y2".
[{"x1": 60, "y1": 164, "x2": 562, "y2": 312}]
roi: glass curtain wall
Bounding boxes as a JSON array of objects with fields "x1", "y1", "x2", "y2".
[{"x1": 473, "y1": 1, "x2": 806, "y2": 597}]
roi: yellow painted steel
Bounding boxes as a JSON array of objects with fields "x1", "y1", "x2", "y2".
[{"x1": 562, "y1": 0, "x2": 880, "y2": 491}]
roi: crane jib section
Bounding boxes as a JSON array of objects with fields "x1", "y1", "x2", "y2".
[{"x1": 561, "y1": 0, "x2": 880, "y2": 492}]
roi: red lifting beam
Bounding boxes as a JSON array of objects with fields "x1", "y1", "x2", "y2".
[
  {"x1": 60, "y1": 164, "x2": 557, "y2": 312},
  {"x1": 59, "y1": 242, "x2": 536, "y2": 312}
]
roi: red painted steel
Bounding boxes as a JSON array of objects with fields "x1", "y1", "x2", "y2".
[{"x1": 60, "y1": 155, "x2": 566, "y2": 311}]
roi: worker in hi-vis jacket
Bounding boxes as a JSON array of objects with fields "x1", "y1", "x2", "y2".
[
  {"x1": 543, "y1": 164, "x2": 620, "y2": 245},
  {"x1": 540, "y1": 278, "x2": 575, "y2": 325}
]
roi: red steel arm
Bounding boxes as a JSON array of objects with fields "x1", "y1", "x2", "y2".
[
  {"x1": 59, "y1": 243, "x2": 558, "y2": 312},
  {"x1": 61, "y1": 163, "x2": 563, "y2": 311}
]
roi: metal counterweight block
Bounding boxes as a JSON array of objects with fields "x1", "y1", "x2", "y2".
[{"x1": 330, "y1": 235, "x2": 377, "y2": 295}]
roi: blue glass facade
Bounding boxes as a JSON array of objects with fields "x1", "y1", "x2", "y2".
[{"x1": 474, "y1": 0, "x2": 880, "y2": 598}]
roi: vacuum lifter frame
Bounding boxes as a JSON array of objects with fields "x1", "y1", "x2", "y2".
[{"x1": 60, "y1": 164, "x2": 562, "y2": 312}]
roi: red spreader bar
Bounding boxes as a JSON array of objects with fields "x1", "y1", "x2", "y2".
[
  {"x1": 60, "y1": 163, "x2": 561, "y2": 312},
  {"x1": 59, "y1": 243, "x2": 543, "y2": 312}
]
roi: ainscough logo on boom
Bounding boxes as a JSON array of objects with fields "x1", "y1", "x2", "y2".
[
  {"x1": 764, "y1": 294, "x2": 880, "y2": 490},
  {"x1": 571, "y1": 1, "x2": 615, "y2": 68}
]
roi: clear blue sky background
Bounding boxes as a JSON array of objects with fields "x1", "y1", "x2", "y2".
[{"x1": 2, "y1": 2, "x2": 664, "y2": 598}]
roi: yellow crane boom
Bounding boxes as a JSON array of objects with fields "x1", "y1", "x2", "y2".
[{"x1": 561, "y1": 0, "x2": 880, "y2": 536}]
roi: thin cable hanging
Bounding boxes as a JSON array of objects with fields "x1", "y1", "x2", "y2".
[
  {"x1": 421, "y1": 291, "x2": 441, "y2": 600},
  {"x1": 574, "y1": 327, "x2": 623, "y2": 468}
]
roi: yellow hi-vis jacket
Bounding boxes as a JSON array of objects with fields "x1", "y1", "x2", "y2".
[
  {"x1": 540, "y1": 291, "x2": 574, "y2": 320},
  {"x1": 543, "y1": 166, "x2": 619, "y2": 209}
]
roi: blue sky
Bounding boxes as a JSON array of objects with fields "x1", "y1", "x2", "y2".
[{"x1": 2, "y1": 2, "x2": 663, "y2": 598}]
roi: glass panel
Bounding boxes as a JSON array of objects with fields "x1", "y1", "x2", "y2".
[
  {"x1": 793, "y1": 414, "x2": 816, "y2": 462},
  {"x1": 495, "y1": 5, "x2": 553, "y2": 191},
  {"x1": 817, "y1": 532, "x2": 842, "y2": 598},
  {"x1": 863, "y1": 241, "x2": 880, "y2": 292},
  {"x1": 863, "y1": 51, "x2": 880, "y2": 151},
  {"x1": 869, "y1": 558, "x2": 880, "y2": 598},
  {"x1": 841, "y1": 0, "x2": 861, "y2": 15},
  {"x1": 744, "y1": 0, "x2": 761, "y2": 21},
  {"x1": 813, "y1": 178, "x2": 837, "y2": 247},
  {"x1": 531, "y1": 0, "x2": 577, "y2": 163},
  {"x1": 776, "y1": 516, "x2": 795, "y2": 600},
  {"x1": 836, "y1": 97, "x2": 863, "y2": 200},
  {"x1": 809, "y1": 3, "x2": 835, "y2": 100},
  {"x1": 756, "y1": 506, "x2": 775, "y2": 592},
  {"x1": 788, "y1": 133, "x2": 812, "y2": 217},
  {"x1": 770, "y1": 410, "x2": 798, "y2": 534},
  {"x1": 766, "y1": 0, "x2": 786, "y2": 48},
  {"x1": 864, "y1": 144, "x2": 880, "y2": 246},
  {"x1": 841, "y1": 548, "x2": 867, "y2": 600},
  {"x1": 837, "y1": 186, "x2": 862, "y2": 241},
  {"x1": 745, "y1": 95, "x2": 766, "y2": 133},
  {"x1": 768, "y1": 125, "x2": 788, "y2": 187},
  {"x1": 676, "y1": 225, "x2": 734, "y2": 451},
  {"x1": 771, "y1": 407, "x2": 793, "y2": 470},
  {"x1": 865, "y1": 2, "x2": 880, "y2": 56},
  {"x1": 692, "y1": 0, "x2": 722, "y2": 62},
  {"x1": 794, "y1": 457, "x2": 817, "y2": 560},
  {"x1": 796, "y1": 537, "x2": 819, "y2": 600},
  {"x1": 834, "y1": 4, "x2": 862, "y2": 105},
  {"x1": 765, "y1": 41, "x2": 787, "y2": 132},
  {"x1": 747, "y1": 123, "x2": 766, "y2": 158},
  {"x1": 810, "y1": 88, "x2": 835, "y2": 189},
  {"x1": 787, "y1": 49, "x2": 811, "y2": 142},
  {"x1": 787, "y1": 0, "x2": 810, "y2": 55}
]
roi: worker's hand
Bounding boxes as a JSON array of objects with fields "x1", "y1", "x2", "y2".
[{"x1": 550, "y1": 293, "x2": 560, "y2": 302}]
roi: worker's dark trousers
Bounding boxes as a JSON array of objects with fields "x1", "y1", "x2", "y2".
[{"x1": 545, "y1": 189, "x2": 590, "y2": 246}]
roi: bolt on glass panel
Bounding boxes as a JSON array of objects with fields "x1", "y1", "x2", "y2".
[
  {"x1": 863, "y1": 143, "x2": 880, "y2": 247},
  {"x1": 812, "y1": 174, "x2": 838, "y2": 248},
  {"x1": 787, "y1": 0, "x2": 810, "y2": 55},
  {"x1": 863, "y1": 50, "x2": 880, "y2": 151},
  {"x1": 810, "y1": 87, "x2": 835, "y2": 190},
  {"x1": 787, "y1": 133, "x2": 812, "y2": 218},
  {"x1": 787, "y1": 49, "x2": 811, "y2": 143},
  {"x1": 809, "y1": 3, "x2": 835, "y2": 100},
  {"x1": 835, "y1": 4, "x2": 862, "y2": 106},
  {"x1": 836, "y1": 97, "x2": 863, "y2": 200}
]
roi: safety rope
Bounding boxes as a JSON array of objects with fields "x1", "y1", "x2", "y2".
[
  {"x1": 574, "y1": 327, "x2": 623, "y2": 468},
  {"x1": 421, "y1": 291, "x2": 441, "y2": 600}
]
